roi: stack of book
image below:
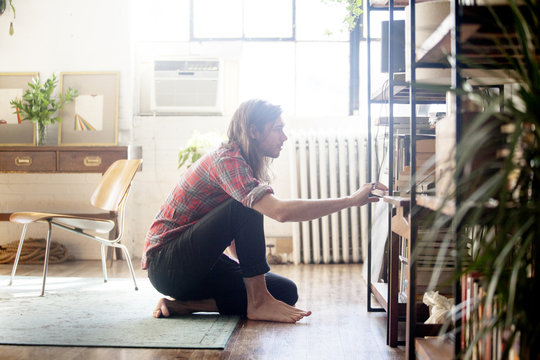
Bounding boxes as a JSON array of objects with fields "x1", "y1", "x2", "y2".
[{"x1": 459, "y1": 272, "x2": 522, "y2": 360}]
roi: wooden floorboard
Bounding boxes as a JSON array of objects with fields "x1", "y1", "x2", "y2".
[{"x1": 0, "y1": 260, "x2": 405, "y2": 360}]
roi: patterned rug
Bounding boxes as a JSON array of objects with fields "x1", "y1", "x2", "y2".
[{"x1": 0, "y1": 276, "x2": 239, "y2": 349}]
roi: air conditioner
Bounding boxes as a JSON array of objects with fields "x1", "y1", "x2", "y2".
[{"x1": 150, "y1": 59, "x2": 223, "y2": 115}]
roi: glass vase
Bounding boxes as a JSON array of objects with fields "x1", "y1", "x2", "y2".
[{"x1": 36, "y1": 122, "x2": 47, "y2": 146}]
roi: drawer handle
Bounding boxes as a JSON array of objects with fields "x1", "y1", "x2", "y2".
[
  {"x1": 83, "y1": 156, "x2": 102, "y2": 167},
  {"x1": 15, "y1": 156, "x2": 32, "y2": 166}
]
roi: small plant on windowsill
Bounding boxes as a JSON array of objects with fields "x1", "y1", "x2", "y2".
[
  {"x1": 10, "y1": 74, "x2": 78, "y2": 146},
  {"x1": 178, "y1": 131, "x2": 227, "y2": 170}
]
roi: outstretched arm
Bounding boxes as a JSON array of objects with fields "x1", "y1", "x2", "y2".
[{"x1": 253, "y1": 181, "x2": 387, "y2": 223}]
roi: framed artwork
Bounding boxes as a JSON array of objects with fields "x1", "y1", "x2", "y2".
[
  {"x1": 0, "y1": 72, "x2": 38, "y2": 146},
  {"x1": 58, "y1": 72, "x2": 119, "y2": 146}
]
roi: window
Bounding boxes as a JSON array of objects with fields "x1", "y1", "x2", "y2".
[
  {"x1": 191, "y1": 0, "x2": 295, "y2": 40},
  {"x1": 133, "y1": 0, "x2": 353, "y2": 116}
]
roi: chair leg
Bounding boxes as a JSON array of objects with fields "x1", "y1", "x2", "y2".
[
  {"x1": 118, "y1": 244, "x2": 138, "y2": 291},
  {"x1": 40, "y1": 221, "x2": 53, "y2": 297},
  {"x1": 8, "y1": 223, "x2": 29, "y2": 286},
  {"x1": 100, "y1": 243, "x2": 108, "y2": 283}
]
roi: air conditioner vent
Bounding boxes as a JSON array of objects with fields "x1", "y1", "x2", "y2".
[{"x1": 150, "y1": 59, "x2": 223, "y2": 115}]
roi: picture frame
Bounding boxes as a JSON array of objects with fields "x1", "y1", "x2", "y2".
[
  {"x1": 0, "y1": 72, "x2": 39, "y2": 146},
  {"x1": 58, "y1": 72, "x2": 119, "y2": 146}
]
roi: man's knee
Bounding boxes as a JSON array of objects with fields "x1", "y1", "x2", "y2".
[
  {"x1": 283, "y1": 281, "x2": 299, "y2": 306},
  {"x1": 268, "y1": 275, "x2": 299, "y2": 306}
]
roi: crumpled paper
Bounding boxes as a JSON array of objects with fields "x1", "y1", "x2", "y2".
[{"x1": 423, "y1": 290, "x2": 453, "y2": 324}]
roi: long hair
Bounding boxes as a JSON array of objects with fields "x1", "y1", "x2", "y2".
[{"x1": 227, "y1": 99, "x2": 282, "y2": 182}]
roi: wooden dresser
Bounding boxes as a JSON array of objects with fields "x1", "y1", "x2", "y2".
[{"x1": 0, "y1": 145, "x2": 141, "y2": 221}]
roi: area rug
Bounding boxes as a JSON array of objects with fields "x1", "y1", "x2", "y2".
[{"x1": 0, "y1": 276, "x2": 239, "y2": 349}]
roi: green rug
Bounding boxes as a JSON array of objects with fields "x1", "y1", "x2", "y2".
[{"x1": 0, "y1": 276, "x2": 239, "y2": 349}]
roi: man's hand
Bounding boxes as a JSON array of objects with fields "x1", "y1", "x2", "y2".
[{"x1": 349, "y1": 181, "x2": 388, "y2": 206}]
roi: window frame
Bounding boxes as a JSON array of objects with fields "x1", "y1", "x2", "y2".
[{"x1": 189, "y1": 0, "x2": 296, "y2": 42}]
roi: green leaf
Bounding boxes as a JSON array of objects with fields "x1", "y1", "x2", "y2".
[
  {"x1": 9, "y1": 0, "x2": 14, "y2": 18},
  {"x1": 9, "y1": 73, "x2": 78, "y2": 127}
]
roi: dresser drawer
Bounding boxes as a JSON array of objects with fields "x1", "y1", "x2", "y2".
[
  {"x1": 0, "y1": 151, "x2": 57, "y2": 172},
  {"x1": 58, "y1": 150, "x2": 126, "y2": 173},
  {"x1": 0, "y1": 146, "x2": 132, "y2": 174}
]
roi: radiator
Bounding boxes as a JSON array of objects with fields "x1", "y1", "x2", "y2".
[{"x1": 288, "y1": 130, "x2": 368, "y2": 264}]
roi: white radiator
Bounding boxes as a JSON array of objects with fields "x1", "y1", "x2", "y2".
[{"x1": 288, "y1": 130, "x2": 369, "y2": 264}]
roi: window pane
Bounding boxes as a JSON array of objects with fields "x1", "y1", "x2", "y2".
[
  {"x1": 193, "y1": 0, "x2": 243, "y2": 38},
  {"x1": 244, "y1": 0, "x2": 293, "y2": 38},
  {"x1": 238, "y1": 42, "x2": 296, "y2": 113},
  {"x1": 132, "y1": 0, "x2": 190, "y2": 42},
  {"x1": 295, "y1": 42, "x2": 349, "y2": 116},
  {"x1": 296, "y1": 0, "x2": 349, "y2": 41}
]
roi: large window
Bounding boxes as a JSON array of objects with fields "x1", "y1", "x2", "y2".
[
  {"x1": 133, "y1": 0, "x2": 353, "y2": 116},
  {"x1": 191, "y1": 0, "x2": 295, "y2": 40}
]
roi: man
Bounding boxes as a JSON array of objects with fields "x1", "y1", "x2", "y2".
[{"x1": 143, "y1": 99, "x2": 387, "y2": 323}]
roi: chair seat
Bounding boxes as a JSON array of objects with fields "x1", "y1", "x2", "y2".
[
  {"x1": 10, "y1": 212, "x2": 115, "y2": 234},
  {"x1": 8, "y1": 159, "x2": 142, "y2": 296}
]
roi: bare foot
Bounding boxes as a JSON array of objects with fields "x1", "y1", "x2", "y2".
[
  {"x1": 153, "y1": 298, "x2": 192, "y2": 318},
  {"x1": 247, "y1": 293, "x2": 312, "y2": 323},
  {"x1": 153, "y1": 297, "x2": 218, "y2": 318}
]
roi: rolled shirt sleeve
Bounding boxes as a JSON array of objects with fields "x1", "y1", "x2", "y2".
[{"x1": 213, "y1": 155, "x2": 274, "y2": 208}]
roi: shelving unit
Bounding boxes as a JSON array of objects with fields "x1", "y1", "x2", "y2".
[{"x1": 367, "y1": 0, "x2": 537, "y2": 358}]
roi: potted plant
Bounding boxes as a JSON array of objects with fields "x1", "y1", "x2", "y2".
[
  {"x1": 10, "y1": 73, "x2": 78, "y2": 146},
  {"x1": 177, "y1": 131, "x2": 226, "y2": 170}
]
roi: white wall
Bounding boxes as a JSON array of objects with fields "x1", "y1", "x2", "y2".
[
  {"x1": 0, "y1": 0, "x2": 133, "y2": 260},
  {"x1": 0, "y1": 0, "x2": 362, "y2": 261}
]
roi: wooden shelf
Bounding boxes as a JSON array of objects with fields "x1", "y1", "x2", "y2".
[
  {"x1": 371, "y1": 82, "x2": 446, "y2": 104},
  {"x1": 371, "y1": 282, "x2": 389, "y2": 311},
  {"x1": 416, "y1": 337, "x2": 454, "y2": 360},
  {"x1": 374, "y1": 116, "x2": 434, "y2": 134},
  {"x1": 417, "y1": 195, "x2": 456, "y2": 216},
  {"x1": 416, "y1": 13, "x2": 479, "y2": 64},
  {"x1": 417, "y1": 5, "x2": 540, "y2": 68},
  {"x1": 369, "y1": 0, "x2": 409, "y2": 8},
  {"x1": 383, "y1": 195, "x2": 411, "y2": 207},
  {"x1": 371, "y1": 281, "x2": 407, "y2": 309}
]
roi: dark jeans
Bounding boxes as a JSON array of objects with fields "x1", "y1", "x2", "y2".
[{"x1": 147, "y1": 198, "x2": 298, "y2": 315}]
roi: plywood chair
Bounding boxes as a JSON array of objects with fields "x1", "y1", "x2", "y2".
[{"x1": 8, "y1": 159, "x2": 142, "y2": 296}]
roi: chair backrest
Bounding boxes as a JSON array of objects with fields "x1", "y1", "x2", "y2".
[{"x1": 90, "y1": 159, "x2": 142, "y2": 212}]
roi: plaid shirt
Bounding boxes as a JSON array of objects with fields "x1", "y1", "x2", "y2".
[{"x1": 141, "y1": 143, "x2": 274, "y2": 269}]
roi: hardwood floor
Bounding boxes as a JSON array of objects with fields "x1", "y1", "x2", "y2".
[{"x1": 0, "y1": 260, "x2": 405, "y2": 360}]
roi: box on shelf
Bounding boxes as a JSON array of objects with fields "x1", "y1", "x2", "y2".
[
  {"x1": 436, "y1": 91, "x2": 507, "y2": 199},
  {"x1": 394, "y1": 137, "x2": 436, "y2": 193},
  {"x1": 435, "y1": 112, "x2": 456, "y2": 199},
  {"x1": 405, "y1": 0, "x2": 451, "y2": 84}
]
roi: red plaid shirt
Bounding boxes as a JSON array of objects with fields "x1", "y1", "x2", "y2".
[{"x1": 141, "y1": 143, "x2": 273, "y2": 269}]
